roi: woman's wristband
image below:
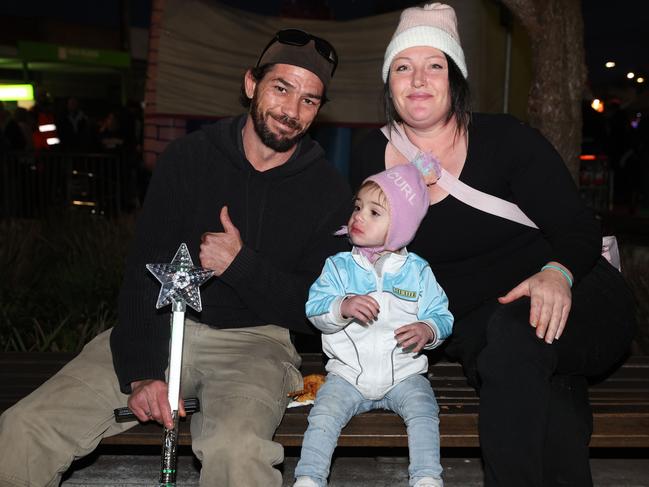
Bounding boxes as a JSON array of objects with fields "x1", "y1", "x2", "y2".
[{"x1": 541, "y1": 264, "x2": 573, "y2": 288}]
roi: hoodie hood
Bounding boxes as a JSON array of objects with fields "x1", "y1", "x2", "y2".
[
  {"x1": 200, "y1": 114, "x2": 326, "y2": 179},
  {"x1": 197, "y1": 114, "x2": 328, "y2": 251}
]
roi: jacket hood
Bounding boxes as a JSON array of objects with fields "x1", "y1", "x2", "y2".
[
  {"x1": 351, "y1": 246, "x2": 409, "y2": 275},
  {"x1": 200, "y1": 114, "x2": 326, "y2": 179}
]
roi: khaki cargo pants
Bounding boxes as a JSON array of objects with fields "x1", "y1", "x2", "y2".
[{"x1": 0, "y1": 321, "x2": 303, "y2": 487}]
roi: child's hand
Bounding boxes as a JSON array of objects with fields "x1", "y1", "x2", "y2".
[
  {"x1": 340, "y1": 295, "x2": 379, "y2": 324},
  {"x1": 394, "y1": 322, "x2": 435, "y2": 353}
]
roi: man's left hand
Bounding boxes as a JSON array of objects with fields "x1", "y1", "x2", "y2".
[{"x1": 200, "y1": 206, "x2": 243, "y2": 276}]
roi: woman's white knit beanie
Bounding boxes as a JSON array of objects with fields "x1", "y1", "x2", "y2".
[{"x1": 382, "y1": 3, "x2": 468, "y2": 81}]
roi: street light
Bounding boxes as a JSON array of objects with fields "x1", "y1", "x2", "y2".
[
  {"x1": 591, "y1": 99, "x2": 604, "y2": 113},
  {"x1": 627, "y1": 72, "x2": 635, "y2": 79},
  {"x1": 605, "y1": 61, "x2": 616, "y2": 68}
]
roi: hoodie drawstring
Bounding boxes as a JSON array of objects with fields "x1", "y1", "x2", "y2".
[{"x1": 254, "y1": 182, "x2": 271, "y2": 251}]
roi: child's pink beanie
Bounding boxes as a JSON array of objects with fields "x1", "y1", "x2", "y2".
[{"x1": 365, "y1": 163, "x2": 430, "y2": 251}]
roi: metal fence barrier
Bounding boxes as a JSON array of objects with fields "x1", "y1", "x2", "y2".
[
  {"x1": 579, "y1": 155, "x2": 611, "y2": 213},
  {"x1": 1, "y1": 151, "x2": 124, "y2": 218}
]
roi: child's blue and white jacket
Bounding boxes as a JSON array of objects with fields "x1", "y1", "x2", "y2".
[{"x1": 306, "y1": 247, "x2": 454, "y2": 399}]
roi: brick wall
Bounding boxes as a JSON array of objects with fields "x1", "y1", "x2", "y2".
[{"x1": 143, "y1": 0, "x2": 187, "y2": 170}]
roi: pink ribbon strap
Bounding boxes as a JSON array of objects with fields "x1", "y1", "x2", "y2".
[{"x1": 381, "y1": 124, "x2": 538, "y2": 229}]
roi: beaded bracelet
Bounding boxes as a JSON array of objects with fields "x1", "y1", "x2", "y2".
[{"x1": 541, "y1": 264, "x2": 573, "y2": 288}]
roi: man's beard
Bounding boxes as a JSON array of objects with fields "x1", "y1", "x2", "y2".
[{"x1": 250, "y1": 95, "x2": 305, "y2": 153}]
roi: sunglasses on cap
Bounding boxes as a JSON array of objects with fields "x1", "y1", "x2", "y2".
[{"x1": 256, "y1": 28, "x2": 339, "y2": 77}]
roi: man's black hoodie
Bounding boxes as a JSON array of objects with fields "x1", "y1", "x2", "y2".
[{"x1": 111, "y1": 115, "x2": 351, "y2": 392}]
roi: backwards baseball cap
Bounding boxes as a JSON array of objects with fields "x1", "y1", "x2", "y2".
[
  {"x1": 365, "y1": 163, "x2": 430, "y2": 252},
  {"x1": 382, "y1": 2, "x2": 467, "y2": 82},
  {"x1": 256, "y1": 28, "x2": 338, "y2": 88}
]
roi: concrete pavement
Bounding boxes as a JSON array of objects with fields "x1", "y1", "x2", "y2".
[{"x1": 61, "y1": 449, "x2": 649, "y2": 486}]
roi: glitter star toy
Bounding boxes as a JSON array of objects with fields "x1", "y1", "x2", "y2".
[{"x1": 146, "y1": 243, "x2": 214, "y2": 312}]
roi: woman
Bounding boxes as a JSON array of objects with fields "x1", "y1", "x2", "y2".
[{"x1": 351, "y1": 4, "x2": 636, "y2": 486}]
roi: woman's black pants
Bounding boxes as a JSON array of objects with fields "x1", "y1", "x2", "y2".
[{"x1": 446, "y1": 259, "x2": 636, "y2": 487}]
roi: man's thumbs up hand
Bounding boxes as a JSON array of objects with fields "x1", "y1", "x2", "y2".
[
  {"x1": 200, "y1": 206, "x2": 243, "y2": 276},
  {"x1": 219, "y1": 206, "x2": 239, "y2": 235}
]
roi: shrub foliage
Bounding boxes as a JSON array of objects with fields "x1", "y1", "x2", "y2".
[{"x1": 0, "y1": 213, "x2": 134, "y2": 352}]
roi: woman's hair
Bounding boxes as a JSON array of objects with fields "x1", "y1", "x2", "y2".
[
  {"x1": 356, "y1": 180, "x2": 389, "y2": 210},
  {"x1": 239, "y1": 64, "x2": 329, "y2": 109},
  {"x1": 383, "y1": 53, "x2": 471, "y2": 137}
]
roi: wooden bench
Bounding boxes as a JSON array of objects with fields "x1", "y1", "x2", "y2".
[{"x1": 1, "y1": 352, "x2": 648, "y2": 449}]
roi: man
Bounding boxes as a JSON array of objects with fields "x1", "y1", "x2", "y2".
[
  {"x1": 0, "y1": 29, "x2": 350, "y2": 486},
  {"x1": 56, "y1": 97, "x2": 91, "y2": 152},
  {"x1": 0, "y1": 102, "x2": 27, "y2": 151}
]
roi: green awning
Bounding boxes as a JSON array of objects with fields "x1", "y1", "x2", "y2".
[{"x1": 17, "y1": 41, "x2": 130, "y2": 69}]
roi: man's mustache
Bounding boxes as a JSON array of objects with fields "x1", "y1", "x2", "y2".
[{"x1": 270, "y1": 113, "x2": 302, "y2": 131}]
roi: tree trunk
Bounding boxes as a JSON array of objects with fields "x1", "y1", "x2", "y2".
[{"x1": 500, "y1": 0, "x2": 586, "y2": 182}]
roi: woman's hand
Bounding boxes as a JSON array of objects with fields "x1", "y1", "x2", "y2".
[{"x1": 498, "y1": 262, "x2": 572, "y2": 344}]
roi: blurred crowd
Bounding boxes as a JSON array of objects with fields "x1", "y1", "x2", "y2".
[
  {"x1": 0, "y1": 92, "x2": 150, "y2": 211},
  {"x1": 583, "y1": 93, "x2": 649, "y2": 215}
]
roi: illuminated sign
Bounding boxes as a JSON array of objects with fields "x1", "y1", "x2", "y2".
[
  {"x1": 18, "y1": 41, "x2": 130, "y2": 68},
  {"x1": 0, "y1": 84, "x2": 34, "y2": 101}
]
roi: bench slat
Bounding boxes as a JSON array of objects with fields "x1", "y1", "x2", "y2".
[
  {"x1": 1, "y1": 352, "x2": 648, "y2": 449},
  {"x1": 96, "y1": 408, "x2": 649, "y2": 449}
]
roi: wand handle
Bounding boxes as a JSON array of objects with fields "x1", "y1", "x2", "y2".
[
  {"x1": 159, "y1": 303, "x2": 185, "y2": 487},
  {"x1": 159, "y1": 411, "x2": 179, "y2": 486}
]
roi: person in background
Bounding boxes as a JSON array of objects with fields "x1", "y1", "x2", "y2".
[
  {"x1": 57, "y1": 96, "x2": 92, "y2": 152},
  {"x1": 0, "y1": 101, "x2": 27, "y2": 151},
  {"x1": 29, "y1": 89, "x2": 59, "y2": 152},
  {"x1": 13, "y1": 107, "x2": 35, "y2": 152}
]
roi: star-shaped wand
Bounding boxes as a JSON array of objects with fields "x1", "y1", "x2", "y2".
[{"x1": 147, "y1": 243, "x2": 213, "y2": 487}]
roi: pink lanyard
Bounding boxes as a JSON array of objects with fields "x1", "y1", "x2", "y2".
[{"x1": 381, "y1": 124, "x2": 538, "y2": 229}]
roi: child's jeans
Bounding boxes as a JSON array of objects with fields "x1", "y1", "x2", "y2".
[{"x1": 294, "y1": 373, "x2": 442, "y2": 487}]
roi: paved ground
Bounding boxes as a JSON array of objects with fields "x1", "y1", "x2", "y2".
[{"x1": 61, "y1": 449, "x2": 649, "y2": 486}]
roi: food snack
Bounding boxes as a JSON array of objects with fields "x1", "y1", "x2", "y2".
[{"x1": 288, "y1": 373, "x2": 326, "y2": 402}]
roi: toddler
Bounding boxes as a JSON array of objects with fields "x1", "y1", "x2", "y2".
[{"x1": 293, "y1": 164, "x2": 453, "y2": 487}]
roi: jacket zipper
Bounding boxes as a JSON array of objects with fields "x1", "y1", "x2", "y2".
[{"x1": 355, "y1": 268, "x2": 383, "y2": 390}]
